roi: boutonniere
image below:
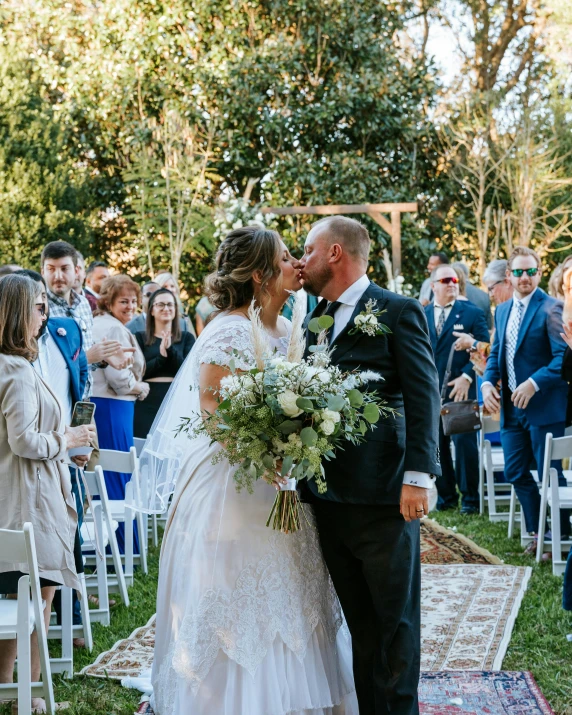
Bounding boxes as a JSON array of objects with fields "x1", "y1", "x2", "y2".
[
  {"x1": 348, "y1": 299, "x2": 392, "y2": 337},
  {"x1": 56, "y1": 327, "x2": 67, "y2": 337},
  {"x1": 454, "y1": 324, "x2": 464, "y2": 331}
]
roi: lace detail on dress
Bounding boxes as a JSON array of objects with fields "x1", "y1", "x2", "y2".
[
  {"x1": 193, "y1": 320, "x2": 255, "y2": 372},
  {"x1": 154, "y1": 511, "x2": 343, "y2": 707}
]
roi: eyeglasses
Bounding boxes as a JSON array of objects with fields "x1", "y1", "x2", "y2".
[
  {"x1": 487, "y1": 280, "x2": 504, "y2": 293},
  {"x1": 435, "y1": 276, "x2": 459, "y2": 285},
  {"x1": 154, "y1": 302, "x2": 175, "y2": 310},
  {"x1": 35, "y1": 303, "x2": 46, "y2": 316},
  {"x1": 511, "y1": 267, "x2": 539, "y2": 277}
]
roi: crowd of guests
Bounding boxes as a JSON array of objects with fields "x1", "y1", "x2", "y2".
[{"x1": 2, "y1": 237, "x2": 572, "y2": 710}]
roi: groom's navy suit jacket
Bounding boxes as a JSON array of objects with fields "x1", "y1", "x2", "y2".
[{"x1": 304, "y1": 281, "x2": 442, "y2": 506}]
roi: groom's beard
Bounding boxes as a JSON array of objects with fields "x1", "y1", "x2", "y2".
[{"x1": 302, "y1": 264, "x2": 333, "y2": 297}]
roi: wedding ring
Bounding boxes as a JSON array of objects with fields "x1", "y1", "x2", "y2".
[{"x1": 415, "y1": 508, "x2": 424, "y2": 513}]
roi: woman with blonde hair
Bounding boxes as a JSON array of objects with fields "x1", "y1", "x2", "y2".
[
  {"x1": 0, "y1": 274, "x2": 94, "y2": 713},
  {"x1": 92, "y1": 275, "x2": 147, "y2": 552}
]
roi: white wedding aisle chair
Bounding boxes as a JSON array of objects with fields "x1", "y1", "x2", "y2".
[
  {"x1": 97, "y1": 447, "x2": 148, "y2": 580},
  {"x1": 133, "y1": 437, "x2": 147, "y2": 457},
  {"x1": 81, "y1": 466, "x2": 130, "y2": 620},
  {"x1": 536, "y1": 432, "x2": 572, "y2": 575},
  {"x1": 0, "y1": 523, "x2": 55, "y2": 714},
  {"x1": 478, "y1": 416, "x2": 512, "y2": 519},
  {"x1": 47, "y1": 577, "x2": 93, "y2": 660}
]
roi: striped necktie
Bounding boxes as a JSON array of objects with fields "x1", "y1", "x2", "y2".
[
  {"x1": 436, "y1": 306, "x2": 447, "y2": 336},
  {"x1": 507, "y1": 300, "x2": 524, "y2": 392}
]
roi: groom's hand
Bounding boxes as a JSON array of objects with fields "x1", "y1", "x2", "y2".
[{"x1": 400, "y1": 484, "x2": 429, "y2": 522}]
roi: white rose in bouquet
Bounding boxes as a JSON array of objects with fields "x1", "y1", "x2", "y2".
[
  {"x1": 277, "y1": 389, "x2": 304, "y2": 417},
  {"x1": 321, "y1": 408, "x2": 341, "y2": 423},
  {"x1": 320, "y1": 420, "x2": 336, "y2": 435}
]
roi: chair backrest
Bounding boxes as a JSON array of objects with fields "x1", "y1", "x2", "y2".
[
  {"x1": 97, "y1": 447, "x2": 137, "y2": 475},
  {"x1": 0, "y1": 523, "x2": 42, "y2": 606},
  {"x1": 0, "y1": 526, "x2": 29, "y2": 565},
  {"x1": 482, "y1": 415, "x2": 501, "y2": 435},
  {"x1": 133, "y1": 437, "x2": 147, "y2": 458},
  {"x1": 546, "y1": 433, "x2": 572, "y2": 462}
]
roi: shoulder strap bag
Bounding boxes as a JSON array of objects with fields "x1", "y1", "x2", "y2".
[{"x1": 440, "y1": 344, "x2": 481, "y2": 436}]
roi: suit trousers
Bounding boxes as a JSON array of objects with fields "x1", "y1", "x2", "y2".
[
  {"x1": 501, "y1": 399, "x2": 569, "y2": 536},
  {"x1": 311, "y1": 501, "x2": 420, "y2": 715},
  {"x1": 436, "y1": 421, "x2": 479, "y2": 510}
]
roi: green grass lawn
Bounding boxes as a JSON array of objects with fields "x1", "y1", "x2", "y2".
[{"x1": 2, "y1": 511, "x2": 571, "y2": 714}]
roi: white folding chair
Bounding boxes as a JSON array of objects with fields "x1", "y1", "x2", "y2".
[
  {"x1": 133, "y1": 437, "x2": 147, "y2": 457},
  {"x1": 97, "y1": 447, "x2": 148, "y2": 579},
  {"x1": 81, "y1": 467, "x2": 130, "y2": 616},
  {"x1": 0, "y1": 523, "x2": 55, "y2": 714},
  {"x1": 507, "y1": 470, "x2": 540, "y2": 545},
  {"x1": 536, "y1": 433, "x2": 572, "y2": 575},
  {"x1": 478, "y1": 416, "x2": 513, "y2": 518}
]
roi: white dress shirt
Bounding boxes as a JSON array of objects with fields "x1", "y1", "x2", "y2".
[
  {"x1": 433, "y1": 301, "x2": 454, "y2": 329},
  {"x1": 331, "y1": 275, "x2": 434, "y2": 490},
  {"x1": 33, "y1": 330, "x2": 73, "y2": 426},
  {"x1": 482, "y1": 288, "x2": 539, "y2": 393}
]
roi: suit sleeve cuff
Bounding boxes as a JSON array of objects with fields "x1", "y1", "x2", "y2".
[
  {"x1": 461, "y1": 372, "x2": 473, "y2": 384},
  {"x1": 481, "y1": 381, "x2": 493, "y2": 389},
  {"x1": 529, "y1": 377, "x2": 540, "y2": 392},
  {"x1": 403, "y1": 471, "x2": 435, "y2": 489}
]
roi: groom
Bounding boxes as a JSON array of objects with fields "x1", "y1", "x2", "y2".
[{"x1": 297, "y1": 217, "x2": 441, "y2": 715}]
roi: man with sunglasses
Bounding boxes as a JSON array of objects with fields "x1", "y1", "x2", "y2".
[
  {"x1": 425, "y1": 264, "x2": 490, "y2": 513},
  {"x1": 482, "y1": 247, "x2": 570, "y2": 547}
]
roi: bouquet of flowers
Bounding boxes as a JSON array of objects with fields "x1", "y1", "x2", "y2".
[{"x1": 179, "y1": 296, "x2": 392, "y2": 533}]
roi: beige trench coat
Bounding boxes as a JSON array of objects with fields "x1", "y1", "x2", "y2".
[{"x1": 0, "y1": 353, "x2": 79, "y2": 590}]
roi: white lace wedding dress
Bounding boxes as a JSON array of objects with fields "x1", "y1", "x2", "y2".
[{"x1": 150, "y1": 314, "x2": 357, "y2": 715}]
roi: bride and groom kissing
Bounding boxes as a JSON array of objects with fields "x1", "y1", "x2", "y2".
[{"x1": 149, "y1": 216, "x2": 442, "y2": 715}]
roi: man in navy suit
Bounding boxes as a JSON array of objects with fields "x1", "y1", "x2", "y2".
[
  {"x1": 482, "y1": 247, "x2": 570, "y2": 542},
  {"x1": 425, "y1": 264, "x2": 490, "y2": 513}
]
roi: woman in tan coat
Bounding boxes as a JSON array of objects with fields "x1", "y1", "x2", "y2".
[{"x1": 0, "y1": 275, "x2": 95, "y2": 713}]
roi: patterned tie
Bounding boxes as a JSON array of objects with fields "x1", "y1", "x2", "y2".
[
  {"x1": 507, "y1": 300, "x2": 525, "y2": 392},
  {"x1": 436, "y1": 306, "x2": 447, "y2": 337}
]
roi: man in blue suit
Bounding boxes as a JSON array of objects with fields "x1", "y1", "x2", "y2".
[
  {"x1": 482, "y1": 247, "x2": 570, "y2": 542},
  {"x1": 425, "y1": 264, "x2": 490, "y2": 513}
]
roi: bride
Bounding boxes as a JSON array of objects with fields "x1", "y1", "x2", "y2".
[{"x1": 149, "y1": 226, "x2": 357, "y2": 714}]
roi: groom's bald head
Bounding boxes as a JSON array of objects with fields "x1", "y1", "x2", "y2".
[{"x1": 309, "y1": 216, "x2": 371, "y2": 263}]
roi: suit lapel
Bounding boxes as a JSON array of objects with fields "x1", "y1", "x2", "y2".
[
  {"x1": 497, "y1": 299, "x2": 512, "y2": 366},
  {"x1": 515, "y1": 289, "x2": 543, "y2": 354},
  {"x1": 330, "y1": 284, "x2": 380, "y2": 363},
  {"x1": 47, "y1": 322, "x2": 79, "y2": 401}
]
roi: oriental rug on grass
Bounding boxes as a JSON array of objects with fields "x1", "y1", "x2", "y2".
[
  {"x1": 80, "y1": 564, "x2": 531, "y2": 680},
  {"x1": 134, "y1": 671, "x2": 554, "y2": 715},
  {"x1": 420, "y1": 517, "x2": 501, "y2": 565}
]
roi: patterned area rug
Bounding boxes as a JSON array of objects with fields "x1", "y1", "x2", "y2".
[
  {"x1": 80, "y1": 564, "x2": 531, "y2": 680},
  {"x1": 420, "y1": 518, "x2": 501, "y2": 565},
  {"x1": 421, "y1": 564, "x2": 531, "y2": 671},
  {"x1": 134, "y1": 671, "x2": 554, "y2": 715},
  {"x1": 419, "y1": 671, "x2": 554, "y2": 714}
]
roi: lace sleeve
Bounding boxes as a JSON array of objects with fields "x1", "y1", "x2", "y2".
[{"x1": 195, "y1": 320, "x2": 255, "y2": 371}]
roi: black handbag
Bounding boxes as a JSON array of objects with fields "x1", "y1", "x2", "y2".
[{"x1": 440, "y1": 344, "x2": 481, "y2": 436}]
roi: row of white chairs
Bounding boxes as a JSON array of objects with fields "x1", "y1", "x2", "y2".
[
  {"x1": 0, "y1": 442, "x2": 167, "y2": 713},
  {"x1": 478, "y1": 417, "x2": 572, "y2": 575}
]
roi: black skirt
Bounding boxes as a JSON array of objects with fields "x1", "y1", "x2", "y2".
[
  {"x1": 133, "y1": 381, "x2": 171, "y2": 439},
  {"x1": 0, "y1": 527, "x2": 83, "y2": 594}
]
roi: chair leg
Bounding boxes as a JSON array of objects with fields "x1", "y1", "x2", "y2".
[
  {"x1": 152, "y1": 514, "x2": 158, "y2": 548},
  {"x1": 508, "y1": 486, "x2": 517, "y2": 538},
  {"x1": 93, "y1": 506, "x2": 110, "y2": 626},
  {"x1": 550, "y1": 469, "x2": 563, "y2": 575},
  {"x1": 17, "y1": 578, "x2": 32, "y2": 715},
  {"x1": 78, "y1": 573, "x2": 93, "y2": 651},
  {"x1": 536, "y1": 469, "x2": 550, "y2": 562},
  {"x1": 107, "y1": 518, "x2": 130, "y2": 608},
  {"x1": 136, "y1": 510, "x2": 148, "y2": 575}
]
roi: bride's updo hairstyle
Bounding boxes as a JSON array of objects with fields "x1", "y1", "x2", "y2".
[{"x1": 205, "y1": 226, "x2": 283, "y2": 312}]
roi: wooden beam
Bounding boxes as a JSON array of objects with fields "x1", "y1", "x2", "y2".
[
  {"x1": 367, "y1": 211, "x2": 393, "y2": 236},
  {"x1": 391, "y1": 210, "x2": 401, "y2": 276},
  {"x1": 261, "y1": 202, "x2": 418, "y2": 215}
]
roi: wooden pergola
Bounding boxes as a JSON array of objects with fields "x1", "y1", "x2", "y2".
[{"x1": 261, "y1": 202, "x2": 418, "y2": 276}]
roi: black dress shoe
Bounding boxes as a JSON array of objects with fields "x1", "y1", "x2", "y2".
[
  {"x1": 460, "y1": 506, "x2": 478, "y2": 515},
  {"x1": 437, "y1": 504, "x2": 457, "y2": 512}
]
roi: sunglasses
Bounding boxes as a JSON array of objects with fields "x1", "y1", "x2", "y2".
[
  {"x1": 511, "y1": 267, "x2": 538, "y2": 277},
  {"x1": 35, "y1": 303, "x2": 46, "y2": 316},
  {"x1": 435, "y1": 276, "x2": 459, "y2": 285},
  {"x1": 487, "y1": 280, "x2": 504, "y2": 293}
]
